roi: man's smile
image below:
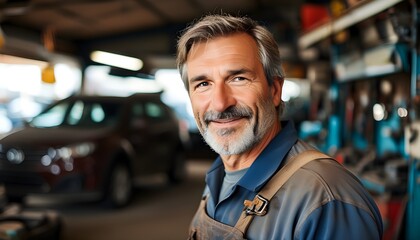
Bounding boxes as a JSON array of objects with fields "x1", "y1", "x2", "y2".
[
  {"x1": 204, "y1": 106, "x2": 253, "y2": 127},
  {"x1": 212, "y1": 117, "x2": 243, "y2": 124}
]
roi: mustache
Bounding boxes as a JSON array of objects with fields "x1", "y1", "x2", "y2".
[{"x1": 204, "y1": 106, "x2": 253, "y2": 124}]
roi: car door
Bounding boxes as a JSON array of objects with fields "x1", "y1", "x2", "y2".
[
  {"x1": 128, "y1": 100, "x2": 174, "y2": 175},
  {"x1": 142, "y1": 100, "x2": 176, "y2": 172}
]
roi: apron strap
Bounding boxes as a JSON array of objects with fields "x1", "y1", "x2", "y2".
[{"x1": 234, "y1": 150, "x2": 333, "y2": 235}]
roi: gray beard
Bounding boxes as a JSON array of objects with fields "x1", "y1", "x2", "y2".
[
  {"x1": 203, "y1": 120, "x2": 256, "y2": 155},
  {"x1": 201, "y1": 99, "x2": 277, "y2": 156}
]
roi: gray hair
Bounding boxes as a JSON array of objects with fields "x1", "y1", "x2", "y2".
[{"x1": 176, "y1": 14, "x2": 285, "y2": 91}]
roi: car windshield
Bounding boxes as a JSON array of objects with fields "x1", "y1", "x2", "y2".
[{"x1": 29, "y1": 99, "x2": 123, "y2": 128}]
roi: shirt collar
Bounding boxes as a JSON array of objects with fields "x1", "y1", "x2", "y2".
[
  {"x1": 205, "y1": 120, "x2": 298, "y2": 196},
  {"x1": 238, "y1": 120, "x2": 298, "y2": 192}
]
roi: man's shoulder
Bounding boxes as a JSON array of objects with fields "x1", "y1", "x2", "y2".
[
  {"x1": 285, "y1": 140, "x2": 320, "y2": 159},
  {"x1": 279, "y1": 142, "x2": 370, "y2": 208}
]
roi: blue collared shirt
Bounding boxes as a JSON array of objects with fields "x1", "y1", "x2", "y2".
[{"x1": 202, "y1": 120, "x2": 383, "y2": 239}]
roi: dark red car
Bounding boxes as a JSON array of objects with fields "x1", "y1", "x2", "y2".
[{"x1": 0, "y1": 93, "x2": 187, "y2": 208}]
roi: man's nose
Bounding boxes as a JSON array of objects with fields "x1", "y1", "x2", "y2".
[{"x1": 210, "y1": 84, "x2": 236, "y2": 112}]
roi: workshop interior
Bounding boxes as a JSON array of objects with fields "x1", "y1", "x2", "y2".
[{"x1": 0, "y1": 0, "x2": 419, "y2": 239}]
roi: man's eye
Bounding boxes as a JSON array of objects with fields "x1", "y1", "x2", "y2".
[
  {"x1": 233, "y1": 77, "x2": 247, "y2": 81},
  {"x1": 195, "y1": 81, "x2": 209, "y2": 89},
  {"x1": 231, "y1": 76, "x2": 250, "y2": 85}
]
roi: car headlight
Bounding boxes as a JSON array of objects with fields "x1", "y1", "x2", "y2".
[
  {"x1": 42, "y1": 143, "x2": 96, "y2": 173},
  {"x1": 58, "y1": 142, "x2": 96, "y2": 159}
]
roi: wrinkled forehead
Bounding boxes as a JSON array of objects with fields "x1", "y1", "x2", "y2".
[
  {"x1": 187, "y1": 34, "x2": 259, "y2": 68},
  {"x1": 187, "y1": 33, "x2": 258, "y2": 61}
]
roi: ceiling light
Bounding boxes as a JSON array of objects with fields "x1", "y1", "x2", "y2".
[{"x1": 90, "y1": 51, "x2": 143, "y2": 71}]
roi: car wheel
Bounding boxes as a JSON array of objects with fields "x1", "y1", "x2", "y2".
[
  {"x1": 104, "y1": 162, "x2": 132, "y2": 208},
  {"x1": 168, "y1": 151, "x2": 187, "y2": 184}
]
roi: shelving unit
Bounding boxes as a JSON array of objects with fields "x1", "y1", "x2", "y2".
[
  {"x1": 297, "y1": 0, "x2": 419, "y2": 239},
  {"x1": 298, "y1": 0, "x2": 404, "y2": 49}
]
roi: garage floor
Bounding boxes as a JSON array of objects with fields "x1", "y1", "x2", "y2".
[{"x1": 23, "y1": 159, "x2": 211, "y2": 240}]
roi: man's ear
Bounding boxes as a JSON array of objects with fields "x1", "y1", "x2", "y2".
[{"x1": 271, "y1": 76, "x2": 284, "y2": 107}]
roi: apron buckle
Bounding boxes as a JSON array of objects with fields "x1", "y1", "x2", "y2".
[{"x1": 243, "y1": 194, "x2": 268, "y2": 216}]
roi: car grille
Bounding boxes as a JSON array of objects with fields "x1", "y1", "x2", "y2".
[
  {"x1": 0, "y1": 147, "x2": 49, "y2": 193},
  {"x1": 0, "y1": 147, "x2": 49, "y2": 167},
  {"x1": 0, "y1": 146, "x2": 87, "y2": 194}
]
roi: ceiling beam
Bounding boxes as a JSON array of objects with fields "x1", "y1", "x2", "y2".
[{"x1": 135, "y1": 0, "x2": 172, "y2": 23}]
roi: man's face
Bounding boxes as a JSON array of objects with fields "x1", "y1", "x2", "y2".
[{"x1": 186, "y1": 33, "x2": 282, "y2": 156}]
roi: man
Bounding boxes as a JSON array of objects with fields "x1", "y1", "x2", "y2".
[{"x1": 176, "y1": 14, "x2": 383, "y2": 240}]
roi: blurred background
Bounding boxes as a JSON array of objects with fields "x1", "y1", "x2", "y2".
[{"x1": 0, "y1": 0, "x2": 419, "y2": 239}]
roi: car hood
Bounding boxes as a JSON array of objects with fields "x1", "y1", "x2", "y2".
[{"x1": 0, "y1": 126, "x2": 114, "y2": 147}]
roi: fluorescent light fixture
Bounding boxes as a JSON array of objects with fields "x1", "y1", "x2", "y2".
[{"x1": 90, "y1": 51, "x2": 143, "y2": 71}]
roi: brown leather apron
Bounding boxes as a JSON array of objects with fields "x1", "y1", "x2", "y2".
[
  {"x1": 188, "y1": 196, "x2": 246, "y2": 240},
  {"x1": 188, "y1": 150, "x2": 331, "y2": 240}
]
